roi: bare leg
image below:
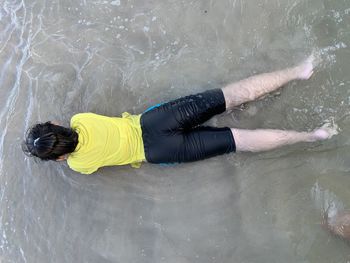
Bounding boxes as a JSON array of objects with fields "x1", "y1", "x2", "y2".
[
  {"x1": 222, "y1": 55, "x2": 314, "y2": 110},
  {"x1": 231, "y1": 127, "x2": 331, "y2": 152}
]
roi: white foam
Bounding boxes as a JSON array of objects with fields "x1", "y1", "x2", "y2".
[
  {"x1": 110, "y1": 0, "x2": 121, "y2": 6},
  {"x1": 311, "y1": 182, "x2": 344, "y2": 218}
]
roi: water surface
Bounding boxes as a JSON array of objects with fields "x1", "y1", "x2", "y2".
[{"x1": 0, "y1": 0, "x2": 349, "y2": 262}]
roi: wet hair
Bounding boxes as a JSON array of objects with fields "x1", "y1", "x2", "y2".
[{"x1": 22, "y1": 122, "x2": 78, "y2": 161}]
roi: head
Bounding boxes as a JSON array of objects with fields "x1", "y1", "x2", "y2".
[{"x1": 22, "y1": 122, "x2": 78, "y2": 161}]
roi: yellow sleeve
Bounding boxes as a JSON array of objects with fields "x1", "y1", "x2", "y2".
[
  {"x1": 131, "y1": 162, "x2": 142, "y2": 168},
  {"x1": 67, "y1": 159, "x2": 98, "y2": 175}
]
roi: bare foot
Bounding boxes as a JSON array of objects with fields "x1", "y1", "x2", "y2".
[
  {"x1": 295, "y1": 54, "x2": 315, "y2": 80},
  {"x1": 310, "y1": 128, "x2": 331, "y2": 141},
  {"x1": 309, "y1": 123, "x2": 338, "y2": 142}
]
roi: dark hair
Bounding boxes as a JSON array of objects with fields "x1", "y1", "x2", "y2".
[{"x1": 22, "y1": 122, "x2": 79, "y2": 161}]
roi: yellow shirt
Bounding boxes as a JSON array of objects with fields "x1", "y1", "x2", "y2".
[{"x1": 67, "y1": 112, "x2": 145, "y2": 174}]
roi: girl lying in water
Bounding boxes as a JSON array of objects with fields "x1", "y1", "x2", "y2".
[{"x1": 23, "y1": 55, "x2": 334, "y2": 174}]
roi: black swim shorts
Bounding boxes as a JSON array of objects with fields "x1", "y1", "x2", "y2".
[{"x1": 140, "y1": 89, "x2": 236, "y2": 164}]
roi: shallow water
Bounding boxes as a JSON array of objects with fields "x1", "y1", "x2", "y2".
[{"x1": 0, "y1": 0, "x2": 350, "y2": 262}]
